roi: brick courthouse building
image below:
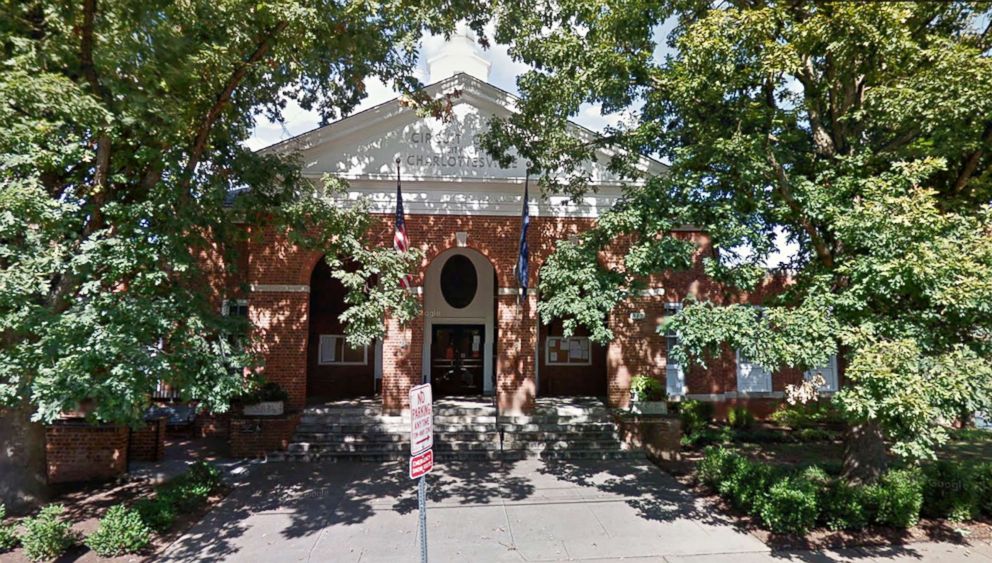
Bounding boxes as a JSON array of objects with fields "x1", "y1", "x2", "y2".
[{"x1": 236, "y1": 37, "x2": 839, "y2": 419}]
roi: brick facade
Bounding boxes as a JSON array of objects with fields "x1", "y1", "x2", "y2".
[
  {"x1": 45, "y1": 422, "x2": 129, "y2": 484},
  {"x1": 231, "y1": 212, "x2": 805, "y2": 420},
  {"x1": 229, "y1": 413, "x2": 301, "y2": 458},
  {"x1": 128, "y1": 417, "x2": 167, "y2": 463}
]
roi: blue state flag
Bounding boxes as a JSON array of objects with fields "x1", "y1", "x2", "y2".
[{"x1": 516, "y1": 174, "x2": 530, "y2": 300}]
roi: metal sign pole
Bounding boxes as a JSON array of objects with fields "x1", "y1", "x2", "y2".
[{"x1": 418, "y1": 475, "x2": 428, "y2": 562}]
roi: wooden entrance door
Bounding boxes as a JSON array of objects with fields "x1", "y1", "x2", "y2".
[{"x1": 430, "y1": 325, "x2": 485, "y2": 395}]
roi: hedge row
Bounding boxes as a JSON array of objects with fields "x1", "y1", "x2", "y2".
[
  {"x1": 699, "y1": 447, "x2": 992, "y2": 535},
  {"x1": 0, "y1": 461, "x2": 223, "y2": 561}
]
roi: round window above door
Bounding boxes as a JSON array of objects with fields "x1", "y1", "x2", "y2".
[{"x1": 440, "y1": 254, "x2": 478, "y2": 309}]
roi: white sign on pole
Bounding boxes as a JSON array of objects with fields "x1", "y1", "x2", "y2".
[{"x1": 410, "y1": 383, "x2": 433, "y2": 456}]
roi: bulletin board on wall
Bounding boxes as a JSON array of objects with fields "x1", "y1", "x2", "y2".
[{"x1": 546, "y1": 336, "x2": 592, "y2": 366}]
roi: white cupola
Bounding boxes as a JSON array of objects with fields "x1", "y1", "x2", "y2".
[{"x1": 426, "y1": 24, "x2": 491, "y2": 83}]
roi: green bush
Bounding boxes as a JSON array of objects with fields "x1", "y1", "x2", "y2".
[
  {"x1": 133, "y1": 498, "x2": 177, "y2": 533},
  {"x1": 630, "y1": 375, "x2": 666, "y2": 401},
  {"x1": 698, "y1": 446, "x2": 739, "y2": 488},
  {"x1": 21, "y1": 504, "x2": 76, "y2": 562},
  {"x1": 974, "y1": 463, "x2": 992, "y2": 517},
  {"x1": 758, "y1": 475, "x2": 820, "y2": 535},
  {"x1": 731, "y1": 461, "x2": 779, "y2": 512},
  {"x1": 922, "y1": 460, "x2": 980, "y2": 521},
  {"x1": 727, "y1": 406, "x2": 755, "y2": 430},
  {"x1": 682, "y1": 426, "x2": 733, "y2": 448},
  {"x1": 820, "y1": 480, "x2": 870, "y2": 531},
  {"x1": 871, "y1": 468, "x2": 923, "y2": 528},
  {"x1": 768, "y1": 401, "x2": 844, "y2": 429},
  {"x1": 680, "y1": 399, "x2": 714, "y2": 436},
  {"x1": 155, "y1": 461, "x2": 223, "y2": 514},
  {"x1": 85, "y1": 505, "x2": 151, "y2": 557},
  {"x1": 0, "y1": 503, "x2": 19, "y2": 551}
]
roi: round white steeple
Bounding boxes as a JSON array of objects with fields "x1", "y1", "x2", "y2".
[{"x1": 426, "y1": 24, "x2": 491, "y2": 83}]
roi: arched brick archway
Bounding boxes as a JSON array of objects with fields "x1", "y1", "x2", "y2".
[{"x1": 305, "y1": 256, "x2": 377, "y2": 401}]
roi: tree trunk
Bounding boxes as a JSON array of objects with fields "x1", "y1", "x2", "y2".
[
  {"x1": 0, "y1": 403, "x2": 49, "y2": 515},
  {"x1": 841, "y1": 419, "x2": 888, "y2": 484}
]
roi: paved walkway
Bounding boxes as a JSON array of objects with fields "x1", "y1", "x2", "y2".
[{"x1": 160, "y1": 458, "x2": 992, "y2": 562}]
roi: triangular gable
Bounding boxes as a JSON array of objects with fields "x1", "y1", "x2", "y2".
[{"x1": 259, "y1": 73, "x2": 666, "y2": 186}]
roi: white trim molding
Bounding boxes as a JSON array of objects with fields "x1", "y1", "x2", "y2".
[
  {"x1": 250, "y1": 284, "x2": 310, "y2": 293},
  {"x1": 637, "y1": 288, "x2": 666, "y2": 297},
  {"x1": 498, "y1": 287, "x2": 538, "y2": 296}
]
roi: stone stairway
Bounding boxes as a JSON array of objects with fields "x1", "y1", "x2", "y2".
[{"x1": 271, "y1": 397, "x2": 644, "y2": 462}]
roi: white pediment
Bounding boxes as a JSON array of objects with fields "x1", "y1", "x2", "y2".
[{"x1": 258, "y1": 74, "x2": 666, "y2": 218}]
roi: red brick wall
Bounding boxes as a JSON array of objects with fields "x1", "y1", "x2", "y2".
[
  {"x1": 229, "y1": 414, "x2": 301, "y2": 458},
  {"x1": 128, "y1": 417, "x2": 166, "y2": 463},
  {"x1": 45, "y1": 422, "x2": 128, "y2": 484},
  {"x1": 236, "y1": 214, "x2": 799, "y2": 418}
]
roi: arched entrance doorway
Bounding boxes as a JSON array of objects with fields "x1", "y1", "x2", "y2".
[
  {"x1": 422, "y1": 248, "x2": 496, "y2": 396},
  {"x1": 306, "y1": 257, "x2": 378, "y2": 401}
]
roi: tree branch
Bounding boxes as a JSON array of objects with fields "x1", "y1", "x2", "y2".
[
  {"x1": 797, "y1": 56, "x2": 837, "y2": 158},
  {"x1": 180, "y1": 21, "x2": 288, "y2": 191},
  {"x1": 954, "y1": 121, "x2": 992, "y2": 195},
  {"x1": 765, "y1": 139, "x2": 834, "y2": 268}
]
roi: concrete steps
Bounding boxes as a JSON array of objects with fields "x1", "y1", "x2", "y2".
[{"x1": 277, "y1": 397, "x2": 644, "y2": 463}]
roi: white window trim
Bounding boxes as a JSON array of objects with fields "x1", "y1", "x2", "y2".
[
  {"x1": 221, "y1": 299, "x2": 248, "y2": 317},
  {"x1": 805, "y1": 354, "x2": 839, "y2": 393},
  {"x1": 735, "y1": 349, "x2": 773, "y2": 393},
  {"x1": 318, "y1": 335, "x2": 369, "y2": 366},
  {"x1": 664, "y1": 303, "x2": 687, "y2": 396},
  {"x1": 545, "y1": 336, "x2": 592, "y2": 366}
]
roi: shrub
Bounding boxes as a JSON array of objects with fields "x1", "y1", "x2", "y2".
[
  {"x1": 85, "y1": 505, "x2": 151, "y2": 557},
  {"x1": 155, "y1": 461, "x2": 223, "y2": 514},
  {"x1": 821, "y1": 480, "x2": 870, "y2": 531},
  {"x1": 922, "y1": 460, "x2": 980, "y2": 521},
  {"x1": 680, "y1": 399, "x2": 714, "y2": 436},
  {"x1": 769, "y1": 401, "x2": 843, "y2": 429},
  {"x1": 133, "y1": 498, "x2": 177, "y2": 533},
  {"x1": 974, "y1": 463, "x2": 992, "y2": 517},
  {"x1": 0, "y1": 504, "x2": 19, "y2": 551},
  {"x1": 682, "y1": 426, "x2": 733, "y2": 448},
  {"x1": 731, "y1": 461, "x2": 779, "y2": 512},
  {"x1": 630, "y1": 375, "x2": 666, "y2": 401},
  {"x1": 241, "y1": 380, "x2": 289, "y2": 404},
  {"x1": 698, "y1": 446, "x2": 739, "y2": 488},
  {"x1": 759, "y1": 474, "x2": 820, "y2": 535},
  {"x1": 21, "y1": 504, "x2": 76, "y2": 562},
  {"x1": 727, "y1": 406, "x2": 755, "y2": 430},
  {"x1": 871, "y1": 468, "x2": 923, "y2": 528}
]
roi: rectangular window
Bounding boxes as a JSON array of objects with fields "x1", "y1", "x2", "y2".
[
  {"x1": 736, "y1": 351, "x2": 773, "y2": 393},
  {"x1": 319, "y1": 335, "x2": 368, "y2": 365},
  {"x1": 222, "y1": 299, "x2": 249, "y2": 318},
  {"x1": 664, "y1": 303, "x2": 686, "y2": 397},
  {"x1": 805, "y1": 355, "x2": 839, "y2": 392},
  {"x1": 545, "y1": 336, "x2": 591, "y2": 366}
]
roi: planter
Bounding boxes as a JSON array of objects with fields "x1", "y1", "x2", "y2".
[
  {"x1": 243, "y1": 401, "x2": 284, "y2": 416},
  {"x1": 629, "y1": 401, "x2": 668, "y2": 415}
]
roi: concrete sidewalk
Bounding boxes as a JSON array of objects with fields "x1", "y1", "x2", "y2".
[{"x1": 159, "y1": 458, "x2": 992, "y2": 562}]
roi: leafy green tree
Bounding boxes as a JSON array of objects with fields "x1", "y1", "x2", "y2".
[
  {"x1": 0, "y1": 0, "x2": 487, "y2": 510},
  {"x1": 486, "y1": 1, "x2": 992, "y2": 481}
]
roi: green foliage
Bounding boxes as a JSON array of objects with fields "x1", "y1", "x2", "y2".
[
  {"x1": 487, "y1": 0, "x2": 992, "y2": 469},
  {"x1": 679, "y1": 399, "x2": 714, "y2": 437},
  {"x1": 21, "y1": 504, "x2": 76, "y2": 562},
  {"x1": 758, "y1": 476, "x2": 820, "y2": 535},
  {"x1": 133, "y1": 498, "x2": 176, "y2": 534},
  {"x1": 921, "y1": 460, "x2": 981, "y2": 522},
  {"x1": 630, "y1": 375, "x2": 665, "y2": 402},
  {"x1": 821, "y1": 481, "x2": 870, "y2": 531},
  {"x1": 85, "y1": 505, "x2": 151, "y2": 557},
  {"x1": 727, "y1": 406, "x2": 755, "y2": 430},
  {"x1": 156, "y1": 462, "x2": 222, "y2": 514},
  {"x1": 0, "y1": 0, "x2": 494, "y2": 429},
  {"x1": 769, "y1": 401, "x2": 844, "y2": 429},
  {"x1": 698, "y1": 446, "x2": 739, "y2": 489},
  {"x1": 240, "y1": 380, "x2": 289, "y2": 404},
  {"x1": 870, "y1": 469, "x2": 924, "y2": 529},
  {"x1": 0, "y1": 504, "x2": 19, "y2": 551}
]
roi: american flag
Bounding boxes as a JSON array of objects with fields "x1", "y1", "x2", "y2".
[{"x1": 394, "y1": 158, "x2": 412, "y2": 289}]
